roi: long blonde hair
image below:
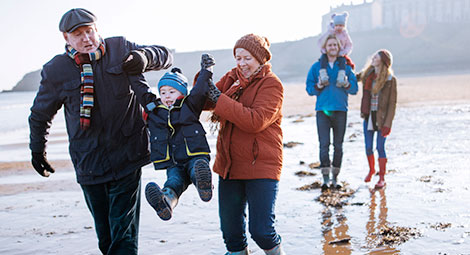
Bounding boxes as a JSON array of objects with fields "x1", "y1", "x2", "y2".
[{"x1": 361, "y1": 50, "x2": 394, "y2": 94}]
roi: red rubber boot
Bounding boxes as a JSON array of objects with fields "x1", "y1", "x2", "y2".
[
  {"x1": 375, "y1": 158, "x2": 387, "y2": 189},
  {"x1": 364, "y1": 154, "x2": 375, "y2": 182}
]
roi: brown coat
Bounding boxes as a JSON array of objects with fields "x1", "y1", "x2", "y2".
[
  {"x1": 212, "y1": 64, "x2": 284, "y2": 180},
  {"x1": 360, "y1": 73, "x2": 397, "y2": 129}
]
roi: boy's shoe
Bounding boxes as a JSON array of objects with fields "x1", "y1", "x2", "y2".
[
  {"x1": 319, "y1": 69, "x2": 330, "y2": 86},
  {"x1": 194, "y1": 159, "x2": 213, "y2": 202},
  {"x1": 145, "y1": 182, "x2": 178, "y2": 221},
  {"x1": 336, "y1": 70, "x2": 348, "y2": 87}
]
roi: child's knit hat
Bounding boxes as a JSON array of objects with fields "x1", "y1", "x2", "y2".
[
  {"x1": 158, "y1": 67, "x2": 188, "y2": 96},
  {"x1": 332, "y1": 12, "x2": 349, "y2": 26},
  {"x1": 233, "y1": 34, "x2": 272, "y2": 64}
]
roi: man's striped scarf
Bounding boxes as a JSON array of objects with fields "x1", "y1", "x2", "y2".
[{"x1": 66, "y1": 40, "x2": 105, "y2": 130}]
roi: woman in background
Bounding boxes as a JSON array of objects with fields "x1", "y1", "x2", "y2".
[{"x1": 358, "y1": 49, "x2": 397, "y2": 189}]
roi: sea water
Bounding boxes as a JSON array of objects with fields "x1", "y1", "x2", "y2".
[{"x1": 0, "y1": 91, "x2": 68, "y2": 161}]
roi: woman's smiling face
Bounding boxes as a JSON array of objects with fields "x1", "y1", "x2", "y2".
[{"x1": 235, "y1": 48, "x2": 261, "y2": 78}]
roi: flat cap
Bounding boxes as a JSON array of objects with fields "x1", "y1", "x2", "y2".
[{"x1": 59, "y1": 8, "x2": 96, "y2": 33}]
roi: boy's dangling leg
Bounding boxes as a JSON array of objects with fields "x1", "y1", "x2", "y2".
[
  {"x1": 191, "y1": 157, "x2": 213, "y2": 202},
  {"x1": 145, "y1": 182, "x2": 179, "y2": 221}
]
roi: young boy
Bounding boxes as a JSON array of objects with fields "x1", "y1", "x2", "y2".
[
  {"x1": 317, "y1": 11, "x2": 354, "y2": 87},
  {"x1": 145, "y1": 54, "x2": 216, "y2": 221}
]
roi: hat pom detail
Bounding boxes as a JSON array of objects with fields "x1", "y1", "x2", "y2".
[{"x1": 171, "y1": 67, "x2": 182, "y2": 74}]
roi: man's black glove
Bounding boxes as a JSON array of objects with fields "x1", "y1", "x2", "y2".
[
  {"x1": 201, "y1": 53, "x2": 215, "y2": 70},
  {"x1": 122, "y1": 49, "x2": 149, "y2": 74},
  {"x1": 31, "y1": 151, "x2": 55, "y2": 177}
]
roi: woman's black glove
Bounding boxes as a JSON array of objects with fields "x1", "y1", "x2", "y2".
[
  {"x1": 201, "y1": 53, "x2": 215, "y2": 71},
  {"x1": 207, "y1": 79, "x2": 221, "y2": 103}
]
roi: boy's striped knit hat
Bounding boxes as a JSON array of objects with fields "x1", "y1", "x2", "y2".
[{"x1": 158, "y1": 67, "x2": 188, "y2": 96}]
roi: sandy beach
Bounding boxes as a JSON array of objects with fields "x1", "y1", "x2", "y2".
[{"x1": 1, "y1": 72, "x2": 469, "y2": 254}]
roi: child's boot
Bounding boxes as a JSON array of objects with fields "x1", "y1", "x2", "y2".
[
  {"x1": 375, "y1": 158, "x2": 387, "y2": 189},
  {"x1": 321, "y1": 167, "x2": 330, "y2": 191},
  {"x1": 364, "y1": 154, "x2": 375, "y2": 182},
  {"x1": 194, "y1": 158, "x2": 213, "y2": 202},
  {"x1": 331, "y1": 167, "x2": 341, "y2": 189},
  {"x1": 264, "y1": 243, "x2": 286, "y2": 255},
  {"x1": 336, "y1": 69, "x2": 348, "y2": 87},
  {"x1": 145, "y1": 182, "x2": 178, "y2": 221},
  {"x1": 225, "y1": 247, "x2": 250, "y2": 255},
  {"x1": 319, "y1": 69, "x2": 330, "y2": 86}
]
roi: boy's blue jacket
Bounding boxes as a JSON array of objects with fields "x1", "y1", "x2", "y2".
[
  {"x1": 148, "y1": 69, "x2": 212, "y2": 170},
  {"x1": 306, "y1": 60, "x2": 358, "y2": 111}
]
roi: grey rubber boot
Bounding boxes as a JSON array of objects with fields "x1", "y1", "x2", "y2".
[
  {"x1": 331, "y1": 167, "x2": 341, "y2": 189},
  {"x1": 319, "y1": 68, "x2": 330, "y2": 86},
  {"x1": 264, "y1": 244, "x2": 286, "y2": 255},
  {"x1": 321, "y1": 167, "x2": 331, "y2": 191},
  {"x1": 225, "y1": 247, "x2": 249, "y2": 255},
  {"x1": 336, "y1": 69, "x2": 347, "y2": 87}
]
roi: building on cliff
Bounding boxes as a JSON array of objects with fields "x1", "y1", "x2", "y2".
[{"x1": 322, "y1": 0, "x2": 470, "y2": 35}]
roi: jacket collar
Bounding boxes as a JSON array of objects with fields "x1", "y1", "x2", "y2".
[{"x1": 157, "y1": 96, "x2": 187, "y2": 110}]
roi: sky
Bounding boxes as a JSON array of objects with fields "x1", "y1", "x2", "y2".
[{"x1": 0, "y1": 0, "x2": 366, "y2": 91}]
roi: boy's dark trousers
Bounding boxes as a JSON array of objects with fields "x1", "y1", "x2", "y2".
[{"x1": 164, "y1": 156, "x2": 210, "y2": 197}]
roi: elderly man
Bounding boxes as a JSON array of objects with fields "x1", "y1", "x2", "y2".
[
  {"x1": 306, "y1": 34, "x2": 358, "y2": 192},
  {"x1": 29, "y1": 8, "x2": 172, "y2": 254}
]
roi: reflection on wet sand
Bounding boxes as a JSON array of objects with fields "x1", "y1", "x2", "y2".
[
  {"x1": 366, "y1": 188, "x2": 400, "y2": 254},
  {"x1": 321, "y1": 205, "x2": 352, "y2": 254}
]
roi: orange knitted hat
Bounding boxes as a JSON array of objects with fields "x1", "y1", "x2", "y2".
[{"x1": 233, "y1": 34, "x2": 272, "y2": 64}]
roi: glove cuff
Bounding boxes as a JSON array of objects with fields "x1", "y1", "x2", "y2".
[{"x1": 146, "y1": 101, "x2": 157, "y2": 112}]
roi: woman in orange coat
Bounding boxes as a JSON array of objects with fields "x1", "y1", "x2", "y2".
[{"x1": 205, "y1": 34, "x2": 285, "y2": 255}]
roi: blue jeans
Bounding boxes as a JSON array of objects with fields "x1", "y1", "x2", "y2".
[
  {"x1": 316, "y1": 111, "x2": 347, "y2": 168},
  {"x1": 218, "y1": 177, "x2": 281, "y2": 252},
  {"x1": 363, "y1": 120, "x2": 387, "y2": 158},
  {"x1": 164, "y1": 156, "x2": 210, "y2": 197},
  {"x1": 81, "y1": 169, "x2": 141, "y2": 255}
]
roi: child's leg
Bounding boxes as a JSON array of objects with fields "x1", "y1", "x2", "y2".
[
  {"x1": 338, "y1": 56, "x2": 346, "y2": 70},
  {"x1": 319, "y1": 54, "x2": 330, "y2": 85},
  {"x1": 320, "y1": 54, "x2": 328, "y2": 69},
  {"x1": 164, "y1": 165, "x2": 191, "y2": 198},
  {"x1": 336, "y1": 56, "x2": 348, "y2": 87},
  {"x1": 188, "y1": 156, "x2": 213, "y2": 202},
  {"x1": 145, "y1": 165, "x2": 189, "y2": 221}
]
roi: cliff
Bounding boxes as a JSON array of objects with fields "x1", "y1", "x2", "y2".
[{"x1": 9, "y1": 24, "x2": 469, "y2": 92}]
